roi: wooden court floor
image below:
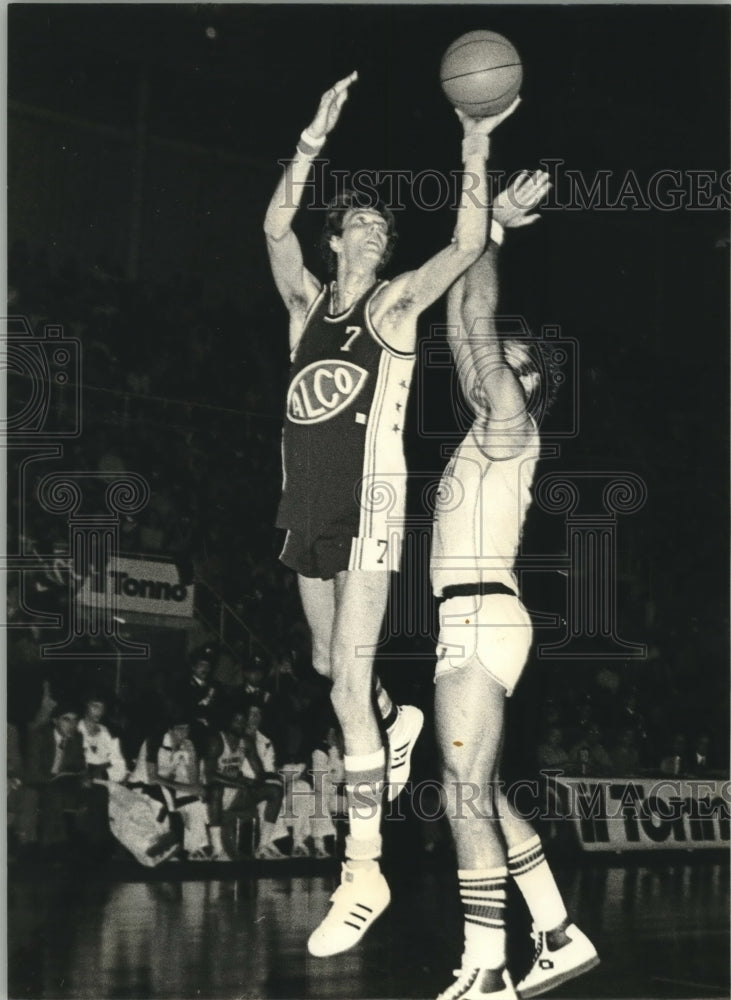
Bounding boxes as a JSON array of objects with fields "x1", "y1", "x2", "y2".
[{"x1": 8, "y1": 855, "x2": 729, "y2": 1000}]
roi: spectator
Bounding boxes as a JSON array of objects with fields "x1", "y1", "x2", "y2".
[
  {"x1": 180, "y1": 646, "x2": 222, "y2": 755},
  {"x1": 239, "y1": 702, "x2": 286, "y2": 860},
  {"x1": 78, "y1": 694, "x2": 128, "y2": 782},
  {"x1": 536, "y1": 726, "x2": 569, "y2": 773},
  {"x1": 127, "y1": 709, "x2": 211, "y2": 860},
  {"x1": 609, "y1": 728, "x2": 641, "y2": 775},
  {"x1": 567, "y1": 725, "x2": 612, "y2": 777},
  {"x1": 25, "y1": 703, "x2": 110, "y2": 859},
  {"x1": 204, "y1": 706, "x2": 278, "y2": 861},
  {"x1": 659, "y1": 733, "x2": 688, "y2": 777},
  {"x1": 241, "y1": 654, "x2": 271, "y2": 704}
]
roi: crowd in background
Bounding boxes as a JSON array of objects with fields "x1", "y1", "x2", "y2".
[
  {"x1": 6, "y1": 245, "x2": 728, "y2": 867},
  {"x1": 7, "y1": 625, "x2": 726, "y2": 867}
]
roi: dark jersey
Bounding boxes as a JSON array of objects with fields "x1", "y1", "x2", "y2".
[{"x1": 277, "y1": 283, "x2": 415, "y2": 547}]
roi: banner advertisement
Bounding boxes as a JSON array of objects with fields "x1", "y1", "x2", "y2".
[
  {"x1": 77, "y1": 556, "x2": 194, "y2": 618},
  {"x1": 552, "y1": 776, "x2": 730, "y2": 852}
]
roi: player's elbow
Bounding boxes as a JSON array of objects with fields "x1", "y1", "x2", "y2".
[{"x1": 264, "y1": 217, "x2": 285, "y2": 242}]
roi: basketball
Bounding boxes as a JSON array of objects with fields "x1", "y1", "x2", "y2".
[{"x1": 440, "y1": 30, "x2": 523, "y2": 118}]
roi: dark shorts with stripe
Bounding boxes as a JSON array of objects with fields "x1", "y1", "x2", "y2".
[{"x1": 280, "y1": 527, "x2": 401, "y2": 580}]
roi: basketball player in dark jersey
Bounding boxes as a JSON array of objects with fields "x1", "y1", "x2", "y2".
[
  {"x1": 431, "y1": 173, "x2": 598, "y2": 999},
  {"x1": 264, "y1": 71, "x2": 519, "y2": 956}
]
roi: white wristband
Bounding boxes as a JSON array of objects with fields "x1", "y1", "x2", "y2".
[
  {"x1": 300, "y1": 127, "x2": 325, "y2": 151},
  {"x1": 490, "y1": 219, "x2": 505, "y2": 246}
]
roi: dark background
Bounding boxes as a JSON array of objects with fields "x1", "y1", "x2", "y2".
[{"x1": 7, "y1": 4, "x2": 730, "y2": 729}]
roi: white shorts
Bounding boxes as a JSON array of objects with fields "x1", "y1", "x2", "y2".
[{"x1": 434, "y1": 593, "x2": 533, "y2": 697}]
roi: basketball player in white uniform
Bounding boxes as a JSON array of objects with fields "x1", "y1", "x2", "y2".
[
  {"x1": 265, "y1": 70, "x2": 519, "y2": 956},
  {"x1": 432, "y1": 172, "x2": 599, "y2": 999}
]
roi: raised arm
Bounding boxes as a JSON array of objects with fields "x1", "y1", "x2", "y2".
[
  {"x1": 448, "y1": 170, "x2": 552, "y2": 455},
  {"x1": 371, "y1": 100, "x2": 520, "y2": 353},
  {"x1": 264, "y1": 72, "x2": 358, "y2": 348}
]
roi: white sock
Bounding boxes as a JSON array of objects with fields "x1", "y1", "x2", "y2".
[
  {"x1": 344, "y1": 748, "x2": 385, "y2": 857},
  {"x1": 458, "y1": 866, "x2": 507, "y2": 969},
  {"x1": 507, "y1": 835, "x2": 568, "y2": 932}
]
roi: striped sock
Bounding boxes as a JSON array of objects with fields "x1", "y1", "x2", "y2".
[
  {"x1": 458, "y1": 866, "x2": 507, "y2": 969},
  {"x1": 507, "y1": 834, "x2": 567, "y2": 931},
  {"x1": 344, "y1": 748, "x2": 385, "y2": 859}
]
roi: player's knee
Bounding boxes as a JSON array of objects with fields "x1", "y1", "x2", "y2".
[{"x1": 441, "y1": 754, "x2": 473, "y2": 798}]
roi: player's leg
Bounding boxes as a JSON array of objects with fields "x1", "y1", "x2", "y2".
[
  {"x1": 298, "y1": 562, "x2": 423, "y2": 802},
  {"x1": 435, "y1": 659, "x2": 515, "y2": 999},
  {"x1": 307, "y1": 569, "x2": 391, "y2": 957},
  {"x1": 298, "y1": 574, "x2": 336, "y2": 679},
  {"x1": 497, "y1": 791, "x2": 598, "y2": 997}
]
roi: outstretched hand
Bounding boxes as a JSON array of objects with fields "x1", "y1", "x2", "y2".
[
  {"x1": 493, "y1": 169, "x2": 552, "y2": 228},
  {"x1": 456, "y1": 95, "x2": 521, "y2": 137},
  {"x1": 307, "y1": 71, "x2": 358, "y2": 140}
]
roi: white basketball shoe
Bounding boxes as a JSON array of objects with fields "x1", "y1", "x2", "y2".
[
  {"x1": 436, "y1": 965, "x2": 518, "y2": 1000},
  {"x1": 517, "y1": 920, "x2": 599, "y2": 997},
  {"x1": 386, "y1": 704, "x2": 424, "y2": 801},
  {"x1": 307, "y1": 862, "x2": 390, "y2": 957}
]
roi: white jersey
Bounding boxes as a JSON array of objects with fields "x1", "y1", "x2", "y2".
[
  {"x1": 78, "y1": 719, "x2": 128, "y2": 782},
  {"x1": 431, "y1": 423, "x2": 540, "y2": 597}
]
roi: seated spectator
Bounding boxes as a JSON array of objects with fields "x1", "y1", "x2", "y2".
[
  {"x1": 567, "y1": 724, "x2": 612, "y2": 777},
  {"x1": 238, "y1": 701, "x2": 286, "y2": 860},
  {"x1": 25, "y1": 703, "x2": 110, "y2": 859},
  {"x1": 127, "y1": 709, "x2": 211, "y2": 860},
  {"x1": 609, "y1": 728, "x2": 642, "y2": 775},
  {"x1": 78, "y1": 694, "x2": 128, "y2": 782},
  {"x1": 204, "y1": 706, "x2": 276, "y2": 861},
  {"x1": 659, "y1": 733, "x2": 689, "y2": 776},
  {"x1": 311, "y1": 724, "x2": 346, "y2": 858},
  {"x1": 536, "y1": 725, "x2": 569, "y2": 773}
]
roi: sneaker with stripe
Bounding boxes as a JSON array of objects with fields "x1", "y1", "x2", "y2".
[
  {"x1": 385, "y1": 705, "x2": 424, "y2": 801},
  {"x1": 436, "y1": 965, "x2": 517, "y2": 1000},
  {"x1": 307, "y1": 863, "x2": 390, "y2": 957}
]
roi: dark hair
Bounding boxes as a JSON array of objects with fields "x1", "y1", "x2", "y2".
[
  {"x1": 501, "y1": 336, "x2": 561, "y2": 414},
  {"x1": 320, "y1": 190, "x2": 398, "y2": 276},
  {"x1": 83, "y1": 690, "x2": 108, "y2": 708},
  {"x1": 166, "y1": 702, "x2": 192, "y2": 728},
  {"x1": 52, "y1": 702, "x2": 80, "y2": 720}
]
